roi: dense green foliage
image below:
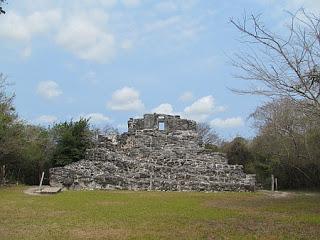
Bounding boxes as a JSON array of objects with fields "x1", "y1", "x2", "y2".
[
  {"x1": 221, "y1": 98, "x2": 320, "y2": 189},
  {"x1": 222, "y1": 137, "x2": 253, "y2": 170},
  {"x1": 248, "y1": 98, "x2": 320, "y2": 189},
  {"x1": 51, "y1": 119, "x2": 92, "y2": 167},
  {"x1": 0, "y1": 76, "x2": 93, "y2": 185}
]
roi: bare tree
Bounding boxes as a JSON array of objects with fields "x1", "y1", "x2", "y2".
[
  {"x1": 196, "y1": 122, "x2": 221, "y2": 146},
  {"x1": 230, "y1": 9, "x2": 320, "y2": 116},
  {"x1": 103, "y1": 124, "x2": 119, "y2": 136},
  {"x1": 0, "y1": 0, "x2": 7, "y2": 14},
  {"x1": 0, "y1": 74, "x2": 15, "y2": 119}
]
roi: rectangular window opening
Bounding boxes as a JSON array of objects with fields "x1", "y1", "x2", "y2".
[{"x1": 158, "y1": 122, "x2": 165, "y2": 131}]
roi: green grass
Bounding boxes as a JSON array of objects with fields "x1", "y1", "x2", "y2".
[{"x1": 0, "y1": 187, "x2": 319, "y2": 239}]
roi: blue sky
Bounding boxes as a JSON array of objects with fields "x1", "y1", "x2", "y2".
[{"x1": 0, "y1": 0, "x2": 319, "y2": 139}]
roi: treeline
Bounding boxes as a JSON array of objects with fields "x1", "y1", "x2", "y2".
[
  {"x1": 0, "y1": 76, "x2": 93, "y2": 185},
  {"x1": 221, "y1": 9, "x2": 320, "y2": 190},
  {"x1": 218, "y1": 98, "x2": 320, "y2": 189},
  {"x1": 1, "y1": 76, "x2": 319, "y2": 189}
]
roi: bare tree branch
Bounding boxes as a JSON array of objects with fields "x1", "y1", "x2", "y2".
[{"x1": 230, "y1": 10, "x2": 320, "y2": 116}]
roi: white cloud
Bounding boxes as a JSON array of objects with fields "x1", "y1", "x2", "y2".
[
  {"x1": 0, "y1": 10, "x2": 61, "y2": 42},
  {"x1": 37, "y1": 81, "x2": 62, "y2": 99},
  {"x1": 0, "y1": 1, "x2": 206, "y2": 62},
  {"x1": 210, "y1": 117, "x2": 244, "y2": 128},
  {"x1": 122, "y1": 0, "x2": 140, "y2": 7},
  {"x1": 183, "y1": 95, "x2": 225, "y2": 121},
  {"x1": 35, "y1": 115, "x2": 58, "y2": 124},
  {"x1": 107, "y1": 86, "x2": 144, "y2": 112},
  {"x1": 55, "y1": 11, "x2": 116, "y2": 63},
  {"x1": 152, "y1": 103, "x2": 175, "y2": 115},
  {"x1": 0, "y1": 7, "x2": 119, "y2": 63},
  {"x1": 84, "y1": 113, "x2": 110, "y2": 124},
  {"x1": 179, "y1": 91, "x2": 194, "y2": 102}
]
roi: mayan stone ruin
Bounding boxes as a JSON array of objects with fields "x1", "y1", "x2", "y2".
[{"x1": 50, "y1": 114, "x2": 256, "y2": 192}]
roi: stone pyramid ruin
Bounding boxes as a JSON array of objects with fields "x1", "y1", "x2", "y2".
[{"x1": 50, "y1": 114, "x2": 256, "y2": 191}]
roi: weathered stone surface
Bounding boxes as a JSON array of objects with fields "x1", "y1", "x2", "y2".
[{"x1": 50, "y1": 114, "x2": 256, "y2": 191}]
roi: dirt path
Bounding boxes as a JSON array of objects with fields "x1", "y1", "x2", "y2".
[{"x1": 259, "y1": 190, "x2": 296, "y2": 198}]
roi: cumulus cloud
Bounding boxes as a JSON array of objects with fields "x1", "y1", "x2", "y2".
[
  {"x1": 107, "y1": 86, "x2": 144, "y2": 112},
  {"x1": 0, "y1": 0, "x2": 205, "y2": 62},
  {"x1": 35, "y1": 115, "x2": 58, "y2": 124},
  {"x1": 183, "y1": 95, "x2": 225, "y2": 121},
  {"x1": 83, "y1": 113, "x2": 110, "y2": 124},
  {"x1": 0, "y1": 7, "x2": 118, "y2": 62},
  {"x1": 179, "y1": 91, "x2": 194, "y2": 102},
  {"x1": 55, "y1": 11, "x2": 116, "y2": 63},
  {"x1": 210, "y1": 117, "x2": 244, "y2": 128},
  {"x1": 152, "y1": 103, "x2": 175, "y2": 115},
  {"x1": 0, "y1": 10, "x2": 61, "y2": 42},
  {"x1": 37, "y1": 81, "x2": 62, "y2": 99}
]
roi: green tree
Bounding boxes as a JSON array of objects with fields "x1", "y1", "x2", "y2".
[
  {"x1": 222, "y1": 137, "x2": 253, "y2": 173},
  {"x1": 20, "y1": 125, "x2": 54, "y2": 184},
  {"x1": 250, "y1": 98, "x2": 320, "y2": 189},
  {"x1": 0, "y1": 74, "x2": 21, "y2": 184},
  {"x1": 51, "y1": 118, "x2": 93, "y2": 167}
]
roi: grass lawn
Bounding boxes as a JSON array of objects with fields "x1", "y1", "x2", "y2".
[{"x1": 0, "y1": 187, "x2": 319, "y2": 240}]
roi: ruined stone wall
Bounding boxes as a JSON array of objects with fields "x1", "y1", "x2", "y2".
[
  {"x1": 128, "y1": 114, "x2": 197, "y2": 133},
  {"x1": 50, "y1": 116, "x2": 256, "y2": 192}
]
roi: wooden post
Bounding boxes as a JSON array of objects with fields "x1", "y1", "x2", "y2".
[
  {"x1": 275, "y1": 178, "x2": 278, "y2": 191},
  {"x1": 39, "y1": 172, "x2": 45, "y2": 192},
  {"x1": 271, "y1": 174, "x2": 274, "y2": 191}
]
